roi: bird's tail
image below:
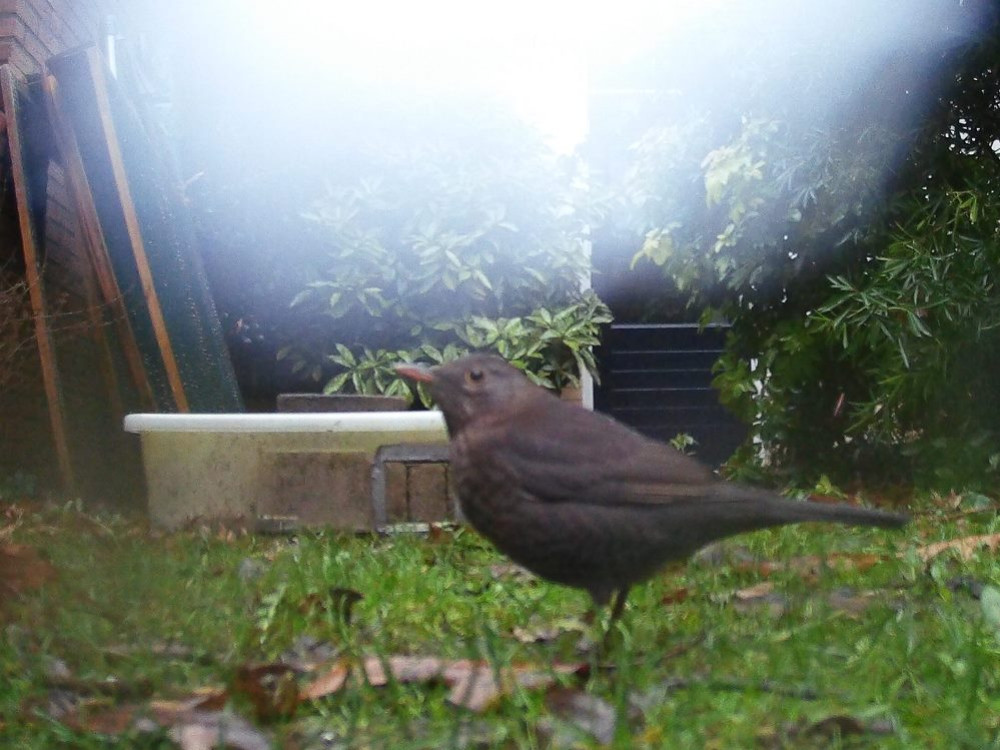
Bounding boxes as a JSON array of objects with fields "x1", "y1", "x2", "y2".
[{"x1": 710, "y1": 483, "x2": 910, "y2": 531}]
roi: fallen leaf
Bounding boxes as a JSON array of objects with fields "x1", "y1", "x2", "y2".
[
  {"x1": 544, "y1": 687, "x2": 617, "y2": 745},
  {"x1": 741, "y1": 552, "x2": 883, "y2": 580},
  {"x1": 488, "y1": 562, "x2": 536, "y2": 582},
  {"x1": 149, "y1": 688, "x2": 229, "y2": 714},
  {"x1": 455, "y1": 662, "x2": 584, "y2": 712},
  {"x1": 361, "y1": 655, "x2": 449, "y2": 686},
  {"x1": 916, "y1": 533, "x2": 1000, "y2": 562},
  {"x1": 61, "y1": 702, "x2": 139, "y2": 735},
  {"x1": 731, "y1": 581, "x2": 788, "y2": 617},
  {"x1": 660, "y1": 587, "x2": 689, "y2": 605},
  {"x1": 300, "y1": 662, "x2": 349, "y2": 700},
  {"x1": 803, "y1": 714, "x2": 895, "y2": 740},
  {"x1": 757, "y1": 713, "x2": 895, "y2": 748},
  {"x1": 734, "y1": 581, "x2": 775, "y2": 600},
  {"x1": 233, "y1": 663, "x2": 299, "y2": 722},
  {"x1": 512, "y1": 615, "x2": 588, "y2": 644},
  {"x1": 446, "y1": 663, "x2": 502, "y2": 712},
  {"x1": 297, "y1": 587, "x2": 363, "y2": 624},
  {"x1": 692, "y1": 542, "x2": 755, "y2": 568},
  {"x1": 45, "y1": 675, "x2": 154, "y2": 700},
  {"x1": 359, "y1": 656, "x2": 389, "y2": 686},
  {"x1": 427, "y1": 524, "x2": 458, "y2": 544},
  {"x1": 825, "y1": 587, "x2": 894, "y2": 616},
  {"x1": 732, "y1": 583, "x2": 892, "y2": 618},
  {"x1": 60, "y1": 697, "x2": 268, "y2": 749},
  {"x1": 300, "y1": 655, "x2": 583, "y2": 713},
  {"x1": 167, "y1": 711, "x2": 270, "y2": 750},
  {"x1": 0, "y1": 543, "x2": 56, "y2": 598},
  {"x1": 279, "y1": 634, "x2": 338, "y2": 672}
]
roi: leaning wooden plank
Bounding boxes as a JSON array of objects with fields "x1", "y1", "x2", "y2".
[
  {"x1": 48, "y1": 46, "x2": 243, "y2": 413},
  {"x1": 0, "y1": 64, "x2": 76, "y2": 491},
  {"x1": 41, "y1": 73, "x2": 155, "y2": 411},
  {"x1": 58, "y1": 51, "x2": 189, "y2": 410}
]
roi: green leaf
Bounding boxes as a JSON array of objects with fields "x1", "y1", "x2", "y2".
[
  {"x1": 334, "y1": 344, "x2": 356, "y2": 366},
  {"x1": 323, "y1": 372, "x2": 350, "y2": 394}
]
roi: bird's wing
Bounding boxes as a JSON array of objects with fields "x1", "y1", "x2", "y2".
[{"x1": 486, "y1": 395, "x2": 716, "y2": 507}]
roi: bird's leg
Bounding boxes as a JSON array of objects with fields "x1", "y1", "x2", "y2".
[
  {"x1": 598, "y1": 587, "x2": 630, "y2": 655},
  {"x1": 609, "y1": 587, "x2": 629, "y2": 627}
]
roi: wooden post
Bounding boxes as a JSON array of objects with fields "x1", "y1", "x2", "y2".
[
  {"x1": 0, "y1": 66, "x2": 75, "y2": 492},
  {"x1": 81, "y1": 47, "x2": 189, "y2": 411},
  {"x1": 41, "y1": 73, "x2": 155, "y2": 411}
]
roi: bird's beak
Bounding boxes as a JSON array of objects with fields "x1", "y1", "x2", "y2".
[{"x1": 395, "y1": 363, "x2": 435, "y2": 383}]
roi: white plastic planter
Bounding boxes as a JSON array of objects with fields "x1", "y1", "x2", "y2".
[{"x1": 124, "y1": 412, "x2": 448, "y2": 529}]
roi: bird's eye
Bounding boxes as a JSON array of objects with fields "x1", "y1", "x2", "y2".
[{"x1": 466, "y1": 369, "x2": 484, "y2": 383}]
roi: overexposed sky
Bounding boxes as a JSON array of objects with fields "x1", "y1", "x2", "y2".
[
  {"x1": 244, "y1": 0, "x2": 709, "y2": 151},
  {"x1": 165, "y1": 0, "x2": 985, "y2": 154}
]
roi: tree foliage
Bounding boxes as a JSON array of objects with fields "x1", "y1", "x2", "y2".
[{"x1": 605, "y1": 0, "x2": 1000, "y2": 488}]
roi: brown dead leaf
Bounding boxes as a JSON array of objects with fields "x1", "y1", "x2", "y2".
[
  {"x1": 739, "y1": 552, "x2": 883, "y2": 581},
  {"x1": 149, "y1": 687, "x2": 229, "y2": 715},
  {"x1": 732, "y1": 582, "x2": 891, "y2": 618},
  {"x1": 731, "y1": 581, "x2": 788, "y2": 616},
  {"x1": 734, "y1": 581, "x2": 775, "y2": 600},
  {"x1": 512, "y1": 615, "x2": 588, "y2": 645},
  {"x1": 488, "y1": 562, "x2": 537, "y2": 582},
  {"x1": 56, "y1": 690, "x2": 224, "y2": 734},
  {"x1": 446, "y1": 663, "x2": 502, "y2": 712},
  {"x1": 543, "y1": 687, "x2": 618, "y2": 745},
  {"x1": 300, "y1": 655, "x2": 584, "y2": 713},
  {"x1": 758, "y1": 713, "x2": 896, "y2": 748},
  {"x1": 297, "y1": 586, "x2": 363, "y2": 624},
  {"x1": 826, "y1": 588, "x2": 884, "y2": 616},
  {"x1": 427, "y1": 523, "x2": 458, "y2": 544},
  {"x1": 46, "y1": 675, "x2": 154, "y2": 700},
  {"x1": 61, "y1": 701, "x2": 139, "y2": 735},
  {"x1": 660, "y1": 587, "x2": 690, "y2": 605},
  {"x1": 169, "y1": 714, "x2": 270, "y2": 750},
  {"x1": 233, "y1": 663, "x2": 299, "y2": 722},
  {"x1": 300, "y1": 662, "x2": 349, "y2": 700},
  {"x1": 359, "y1": 656, "x2": 390, "y2": 686},
  {"x1": 447, "y1": 661, "x2": 582, "y2": 712},
  {"x1": 916, "y1": 532, "x2": 1000, "y2": 562},
  {"x1": 0, "y1": 543, "x2": 56, "y2": 598},
  {"x1": 62, "y1": 699, "x2": 268, "y2": 750}
]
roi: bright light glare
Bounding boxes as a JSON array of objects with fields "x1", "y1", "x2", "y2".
[
  {"x1": 176, "y1": 0, "x2": 985, "y2": 156},
  {"x1": 245, "y1": 0, "x2": 702, "y2": 152}
]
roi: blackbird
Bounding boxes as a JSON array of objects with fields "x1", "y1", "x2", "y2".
[{"x1": 396, "y1": 354, "x2": 909, "y2": 622}]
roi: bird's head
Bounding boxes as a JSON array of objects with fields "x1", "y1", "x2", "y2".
[{"x1": 395, "y1": 354, "x2": 535, "y2": 435}]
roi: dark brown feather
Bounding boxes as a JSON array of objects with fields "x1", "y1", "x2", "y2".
[{"x1": 397, "y1": 353, "x2": 909, "y2": 607}]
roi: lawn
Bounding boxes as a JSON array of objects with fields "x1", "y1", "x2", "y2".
[{"x1": 1, "y1": 492, "x2": 999, "y2": 748}]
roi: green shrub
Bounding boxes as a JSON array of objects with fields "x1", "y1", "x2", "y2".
[
  {"x1": 599, "y1": 2, "x2": 1000, "y2": 489},
  {"x1": 280, "y1": 117, "x2": 610, "y2": 401}
]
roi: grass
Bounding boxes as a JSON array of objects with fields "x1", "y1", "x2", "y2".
[{"x1": 2, "y1": 495, "x2": 1000, "y2": 748}]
